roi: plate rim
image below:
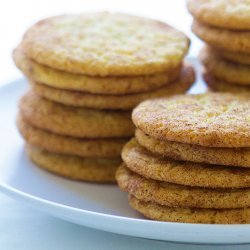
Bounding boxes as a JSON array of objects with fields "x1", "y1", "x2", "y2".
[{"x1": 1, "y1": 78, "x2": 250, "y2": 245}]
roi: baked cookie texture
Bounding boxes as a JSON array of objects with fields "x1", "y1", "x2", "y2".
[
  {"x1": 19, "y1": 91, "x2": 134, "y2": 138},
  {"x1": 122, "y1": 139, "x2": 250, "y2": 189},
  {"x1": 15, "y1": 12, "x2": 192, "y2": 185},
  {"x1": 21, "y1": 13, "x2": 189, "y2": 76},
  {"x1": 135, "y1": 129, "x2": 250, "y2": 168},
  {"x1": 132, "y1": 93, "x2": 250, "y2": 148},
  {"x1": 192, "y1": 20, "x2": 250, "y2": 53},
  {"x1": 212, "y1": 47, "x2": 250, "y2": 65},
  {"x1": 187, "y1": 0, "x2": 250, "y2": 30},
  {"x1": 30, "y1": 64, "x2": 195, "y2": 110},
  {"x1": 200, "y1": 46, "x2": 250, "y2": 85},
  {"x1": 118, "y1": 90, "x2": 250, "y2": 223},
  {"x1": 117, "y1": 164, "x2": 250, "y2": 209},
  {"x1": 13, "y1": 47, "x2": 182, "y2": 95},
  {"x1": 203, "y1": 72, "x2": 250, "y2": 96},
  {"x1": 27, "y1": 144, "x2": 120, "y2": 182},
  {"x1": 129, "y1": 196, "x2": 250, "y2": 224},
  {"x1": 189, "y1": 0, "x2": 250, "y2": 95},
  {"x1": 17, "y1": 116, "x2": 126, "y2": 158}
]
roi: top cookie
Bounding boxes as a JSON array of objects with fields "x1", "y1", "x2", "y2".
[
  {"x1": 20, "y1": 12, "x2": 189, "y2": 76},
  {"x1": 132, "y1": 93, "x2": 250, "y2": 147},
  {"x1": 187, "y1": 0, "x2": 250, "y2": 30}
]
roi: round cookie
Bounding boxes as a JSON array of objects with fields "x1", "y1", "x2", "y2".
[
  {"x1": 13, "y1": 47, "x2": 181, "y2": 95},
  {"x1": 129, "y1": 195, "x2": 250, "y2": 224},
  {"x1": 117, "y1": 164, "x2": 250, "y2": 209},
  {"x1": 203, "y1": 72, "x2": 250, "y2": 96},
  {"x1": 30, "y1": 65, "x2": 195, "y2": 110},
  {"x1": 21, "y1": 13, "x2": 189, "y2": 76},
  {"x1": 135, "y1": 129, "x2": 250, "y2": 168},
  {"x1": 187, "y1": 0, "x2": 250, "y2": 30},
  {"x1": 17, "y1": 115, "x2": 127, "y2": 158},
  {"x1": 192, "y1": 20, "x2": 250, "y2": 53},
  {"x1": 132, "y1": 93, "x2": 250, "y2": 148},
  {"x1": 212, "y1": 47, "x2": 250, "y2": 65},
  {"x1": 122, "y1": 139, "x2": 250, "y2": 189},
  {"x1": 19, "y1": 91, "x2": 134, "y2": 138},
  {"x1": 26, "y1": 144, "x2": 121, "y2": 182},
  {"x1": 200, "y1": 46, "x2": 250, "y2": 85}
]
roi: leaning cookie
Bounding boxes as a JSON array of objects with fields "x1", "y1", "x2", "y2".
[
  {"x1": 122, "y1": 139, "x2": 250, "y2": 189},
  {"x1": 200, "y1": 46, "x2": 250, "y2": 85},
  {"x1": 117, "y1": 164, "x2": 250, "y2": 209},
  {"x1": 129, "y1": 195, "x2": 250, "y2": 224},
  {"x1": 135, "y1": 129, "x2": 250, "y2": 168},
  {"x1": 212, "y1": 47, "x2": 250, "y2": 65},
  {"x1": 30, "y1": 64, "x2": 195, "y2": 110},
  {"x1": 19, "y1": 91, "x2": 135, "y2": 138},
  {"x1": 192, "y1": 20, "x2": 250, "y2": 53},
  {"x1": 187, "y1": 0, "x2": 250, "y2": 30},
  {"x1": 26, "y1": 144, "x2": 121, "y2": 182},
  {"x1": 13, "y1": 46, "x2": 181, "y2": 95},
  {"x1": 203, "y1": 72, "x2": 250, "y2": 96},
  {"x1": 17, "y1": 115, "x2": 127, "y2": 158}
]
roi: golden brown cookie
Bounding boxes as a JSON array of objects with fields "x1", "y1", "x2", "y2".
[
  {"x1": 117, "y1": 164, "x2": 250, "y2": 209},
  {"x1": 135, "y1": 129, "x2": 250, "y2": 168},
  {"x1": 187, "y1": 0, "x2": 250, "y2": 30},
  {"x1": 212, "y1": 47, "x2": 250, "y2": 65},
  {"x1": 17, "y1": 115, "x2": 127, "y2": 158},
  {"x1": 19, "y1": 91, "x2": 134, "y2": 138},
  {"x1": 192, "y1": 20, "x2": 250, "y2": 53},
  {"x1": 13, "y1": 46, "x2": 181, "y2": 95},
  {"x1": 200, "y1": 46, "x2": 250, "y2": 85},
  {"x1": 26, "y1": 144, "x2": 121, "y2": 182},
  {"x1": 203, "y1": 72, "x2": 250, "y2": 96},
  {"x1": 21, "y1": 13, "x2": 189, "y2": 76},
  {"x1": 129, "y1": 195, "x2": 250, "y2": 224},
  {"x1": 30, "y1": 64, "x2": 195, "y2": 110},
  {"x1": 132, "y1": 93, "x2": 250, "y2": 148},
  {"x1": 122, "y1": 139, "x2": 250, "y2": 189}
]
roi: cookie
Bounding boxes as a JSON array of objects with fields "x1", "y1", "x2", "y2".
[
  {"x1": 203, "y1": 72, "x2": 250, "y2": 96},
  {"x1": 122, "y1": 139, "x2": 250, "y2": 189},
  {"x1": 117, "y1": 164, "x2": 250, "y2": 209},
  {"x1": 19, "y1": 91, "x2": 134, "y2": 138},
  {"x1": 187, "y1": 0, "x2": 250, "y2": 30},
  {"x1": 17, "y1": 115, "x2": 127, "y2": 158},
  {"x1": 212, "y1": 47, "x2": 250, "y2": 65},
  {"x1": 200, "y1": 46, "x2": 250, "y2": 85},
  {"x1": 135, "y1": 129, "x2": 250, "y2": 168},
  {"x1": 30, "y1": 64, "x2": 195, "y2": 110},
  {"x1": 129, "y1": 195, "x2": 250, "y2": 224},
  {"x1": 21, "y1": 13, "x2": 189, "y2": 76},
  {"x1": 192, "y1": 20, "x2": 250, "y2": 53},
  {"x1": 26, "y1": 144, "x2": 121, "y2": 182},
  {"x1": 132, "y1": 93, "x2": 250, "y2": 148},
  {"x1": 13, "y1": 46, "x2": 181, "y2": 95}
]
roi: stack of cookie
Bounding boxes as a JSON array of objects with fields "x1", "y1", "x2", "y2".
[
  {"x1": 117, "y1": 93, "x2": 250, "y2": 224},
  {"x1": 187, "y1": 0, "x2": 250, "y2": 96},
  {"x1": 14, "y1": 13, "x2": 193, "y2": 182}
]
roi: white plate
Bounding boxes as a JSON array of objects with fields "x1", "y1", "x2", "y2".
[{"x1": 1, "y1": 61, "x2": 250, "y2": 245}]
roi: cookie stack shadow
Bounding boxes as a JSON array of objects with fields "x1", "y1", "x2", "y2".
[
  {"x1": 14, "y1": 13, "x2": 193, "y2": 182},
  {"x1": 116, "y1": 94, "x2": 250, "y2": 224},
  {"x1": 187, "y1": 0, "x2": 250, "y2": 96}
]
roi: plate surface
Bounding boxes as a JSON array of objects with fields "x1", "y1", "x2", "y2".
[{"x1": 1, "y1": 60, "x2": 250, "y2": 244}]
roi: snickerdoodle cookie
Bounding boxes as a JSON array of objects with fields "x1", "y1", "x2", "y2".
[
  {"x1": 132, "y1": 93, "x2": 250, "y2": 147},
  {"x1": 19, "y1": 91, "x2": 134, "y2": 138},
  {"x1": 21, "y1": 13, "x2": 189, "y2": 76}
]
